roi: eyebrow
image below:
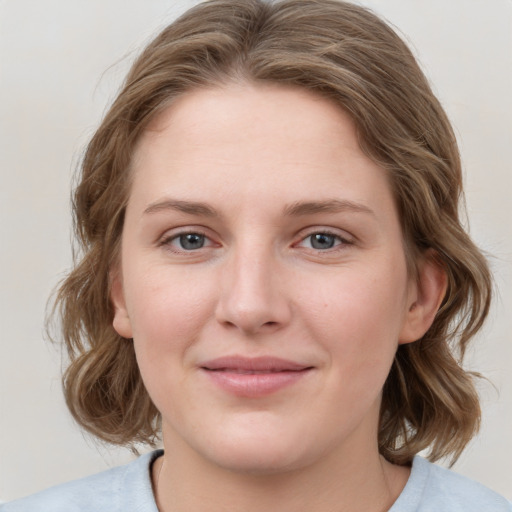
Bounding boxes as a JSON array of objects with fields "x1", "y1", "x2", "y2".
[
  {"x1": 143, "y1": 199, "x2": 218, "y2": 217},
  {"x1": 283, "y1": 199, "x2": 375, "y2": 217},
  {"x1": 143, "y1": 198, "x2": 375, "y2": 218}
]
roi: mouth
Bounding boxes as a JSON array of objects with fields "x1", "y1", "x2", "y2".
[{"x1": 200, "y1": 356, "x2": 314, "y2": 397}]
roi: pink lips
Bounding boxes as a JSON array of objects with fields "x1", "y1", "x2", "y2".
[{"x1": 200, "y1": 356, "x2": 313, "y2": 398}]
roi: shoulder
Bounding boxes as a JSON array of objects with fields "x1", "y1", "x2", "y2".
[
  {"x1": 0, "y1": 450, "x2": 162, "y2": 512},
  {"x1": 392, "y1": 456, "x2": 512, "y2": 512}
]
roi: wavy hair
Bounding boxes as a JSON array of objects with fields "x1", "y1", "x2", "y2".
[{"x1": 53, "y1": 0, "x2": 492, "y2": 464}]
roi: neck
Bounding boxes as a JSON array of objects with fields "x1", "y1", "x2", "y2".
[{"x1": 152, "y1": 437, "x2": 410, "y2": 512}]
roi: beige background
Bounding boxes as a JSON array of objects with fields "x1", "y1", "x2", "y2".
[{"x1": 1, "y1": 0, "x2": 511, "y2": 502}]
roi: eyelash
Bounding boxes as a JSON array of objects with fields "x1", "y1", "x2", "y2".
[
  {"x1": 158, "y1": 228, "x2": 353, "y2": 254},
  {"x1": 295, "y1": 230, "x2": 352, "y2": 251},
  {"x1": 159, "y1": 230, "x2": 213, "y2": 252}
]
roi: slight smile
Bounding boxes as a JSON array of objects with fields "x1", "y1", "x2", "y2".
[{"x1": 200, "y1": 356, "x2": 314, "y2": 398}]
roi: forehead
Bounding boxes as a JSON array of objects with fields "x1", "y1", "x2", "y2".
[{"x1": 129, "y1": 83, "x2": 396, "y2": 219}]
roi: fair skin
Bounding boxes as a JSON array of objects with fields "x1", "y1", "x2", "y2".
[{"x1": 111, "y1": 83, "x2": 446, "y2": 512}]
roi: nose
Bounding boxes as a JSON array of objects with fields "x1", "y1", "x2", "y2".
[{"x1": 215, "y1": 244, "x2": 292, "y2": 335}]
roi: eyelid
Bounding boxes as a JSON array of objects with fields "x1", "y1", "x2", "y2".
[
  {"x1": 156, "y1": 225, "x2": 355, "y2": 253},
  {"x1": 158, "y1": 226, "x2": 218, "y2": 251},
  {"x1": 294, "y1": 227, "x2": 355, "y2": 251},
  {"x1": 296, "y1": 226, "x2": 354, "y2": 242}
]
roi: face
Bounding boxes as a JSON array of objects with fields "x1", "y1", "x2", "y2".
[{"x1": 112, "y1": 83, "x2": 435, "y2": 474}]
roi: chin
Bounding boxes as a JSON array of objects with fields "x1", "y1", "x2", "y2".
[
  {"x1": 194, "y1": 421, "x2": 324, "y2": 475},
  {"x1": 206, "y1": 443, "x2": 309, "y2": 475}
]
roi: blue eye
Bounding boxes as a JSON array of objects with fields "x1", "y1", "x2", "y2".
[
  {"x1": 298, "y1": 232, "x2": 347, "y2": 250},
  {"x1": 159, "y1": 230, "x2": 217, "y2": 255},
  {"x1": 309, "y1": 233, "x2": 338, "y2": 249},
  {"x1": 177, "y1": 233, "x2": 206, "y2": 250}
]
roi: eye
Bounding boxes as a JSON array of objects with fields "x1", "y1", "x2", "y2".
[
  {"x1": 298, "y1": 231, "x2": 349, "y2": 250},
  {"x1": 177, "y1": 233, "x2": 206, "y2": 250},
  {"x1": 161, "y1": 231, "x2": 213, "y2": 251}
]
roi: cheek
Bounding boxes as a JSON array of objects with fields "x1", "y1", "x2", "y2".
[
  {"x1": 303, "y1": 262, "x2": 408, "y2": 339},
  {"x1": 126, "y1": 264, "x2": 214, "y2": 337},
  {"x1": 299, "y1": 261, "x2": 408, "y2": 384},
  {"x1": 124, "y1": 266, "x2": 217, "y2": 381},
  {"x1": 126, "y1": 270, "x2": 218, "y2": 422}
]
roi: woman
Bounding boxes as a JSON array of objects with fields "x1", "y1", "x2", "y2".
[{"x1": 2, "y1": 0, "x2": 510, "y2": 510}]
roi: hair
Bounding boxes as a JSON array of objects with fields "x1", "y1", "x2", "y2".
[{"x1": 53, "y1": 0, "x2": 492, "y2": 465}]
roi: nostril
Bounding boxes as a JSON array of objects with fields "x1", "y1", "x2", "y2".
[{"x1": 215, "y1": 287, "x2": 292, "y2": 334}]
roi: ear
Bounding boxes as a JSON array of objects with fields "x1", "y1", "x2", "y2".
[
  {"x1": 110, "y1": 267, "x2": 133, "y2": 339},
  {"x1": 399, "y1": 250, "x2": 447, "y2": 344}
]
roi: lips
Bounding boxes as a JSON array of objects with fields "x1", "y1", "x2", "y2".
[
  {"x1": 201, "y1": 356, "x2": 311, "y2": 373},
  {"x1": 200, "y1": 356, "x2": 313, "y2": 397}
]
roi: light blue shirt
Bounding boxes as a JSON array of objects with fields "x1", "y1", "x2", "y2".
[{"x1": 1, "y1": 451, "x2": 510, "y2": 511}]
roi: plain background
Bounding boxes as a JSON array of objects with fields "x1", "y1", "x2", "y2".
[{"x1": 1, "y1": 0, "x2": 511, "y2": 502}]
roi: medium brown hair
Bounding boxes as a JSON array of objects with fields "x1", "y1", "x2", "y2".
[{"x1": 54, "y1": 0, "x2": 492, "y2": 464}]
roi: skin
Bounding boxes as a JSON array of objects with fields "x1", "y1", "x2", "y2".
[{"x1": 111, "y1": 83, "x2": 446, "y2": 512}]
